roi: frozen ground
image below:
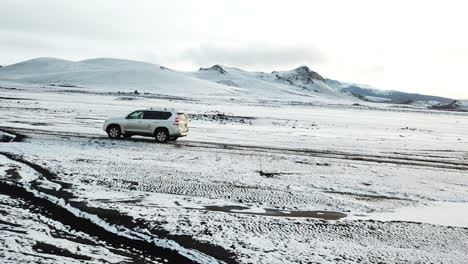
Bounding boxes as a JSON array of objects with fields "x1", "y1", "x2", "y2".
[{"x1": 1, "y1": 83, "x2": 468, "y2": 263}]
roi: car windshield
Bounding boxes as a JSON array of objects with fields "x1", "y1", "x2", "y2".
[{"x1": 127, "y1": 111, "x2": 143, "y2": 119}]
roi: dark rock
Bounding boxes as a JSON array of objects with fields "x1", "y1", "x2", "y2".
[
  {"x1": 199, "y1": 65, "x2": 227, "y2": 74},
  {"x1": 216, "y1": 80, "x2": 238, "y2": 87}
]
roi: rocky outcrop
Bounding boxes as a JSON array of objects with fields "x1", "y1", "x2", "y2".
[
  {"x1": 216, "y1": 80, "x2": 238, "y2": 87},
  {"x1": 199, "y1": 65, "x2": 227, "y2": 74},
  {"x1": 272, "y1": 66, "x2": 326, "y2": 89}
]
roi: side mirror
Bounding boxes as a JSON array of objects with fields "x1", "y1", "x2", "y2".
[{"x1": 125, "y1": 115, "x2": 130, "y2": 119}]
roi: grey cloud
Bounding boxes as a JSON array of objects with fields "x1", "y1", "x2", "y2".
[
  {"x1": 0, "y1": 30, "x2": 60, "y2": 51},
  {"x1": 0, "y1": 0, "x2": 156, "y2": 42},
  {"x1": 183, "y1": 44, "x2": 327, "y2": 69}
]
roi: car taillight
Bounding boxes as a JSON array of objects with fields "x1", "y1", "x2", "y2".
[{"x1": 173, "y1": 117, "x2": 179, "y2": 125}]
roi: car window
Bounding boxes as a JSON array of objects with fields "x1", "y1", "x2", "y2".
[
  {"x1": 143, "y1": 111, "x2": 172, "y2": 120},
  {"x1": 127, "y1": 111, "x2": 143, "y2": 119}
]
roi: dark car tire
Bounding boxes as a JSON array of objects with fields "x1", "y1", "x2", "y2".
[
  {"x1": 107, "y1": 125, "x2": 121, "y2": 139},
  {"x1": 154, "y1": 128, "x2": 169, "y2": 143}
]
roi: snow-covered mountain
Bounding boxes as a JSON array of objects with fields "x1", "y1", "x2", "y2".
[
  {"x1": 1, "y1": 56, "x2": 463, "y2": 109},
  {"x1": 4, "y1": 57, "x2": 456, "y2": 104},
  {"x1": 0, "y1": 58, "x2": 244, "y2": 97},
  {"x1": 193, "y1": 65, "x2": 350, "y2": 99},
  {"x1": 0, "y1": 57, "x2": 352, "y2": 101},
  {"x1": 428, "y1": 100, "x2": 468, "y2": 111},
  {"x1": 326, "y1": 79, "x2": 454, "y2": 104}
]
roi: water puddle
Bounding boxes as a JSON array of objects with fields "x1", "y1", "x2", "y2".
[
  {"x1": 0, "y1": 131, "x2": 16, "y2": 142},
  {"x1": 86, "y1": 191, "x2": 347, "y2": 220},
  {"x1": 0, "y1": 130, "x2": 25, "y2": 142},
  {"x1": 202, "y1": 205, "x2": 347, "y2": 220},
  {"x1": 351, "y1": 202, "x2": 468, "y2": 227}
]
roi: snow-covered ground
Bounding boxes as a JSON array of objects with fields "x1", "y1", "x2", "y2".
[{"x1": 1, "y1": 69, "x2": 468, "y2": 263}]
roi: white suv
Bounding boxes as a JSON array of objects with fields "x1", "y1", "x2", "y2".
[{"x1": 103, "y1": 109, "x2": 188, "y2": 143}]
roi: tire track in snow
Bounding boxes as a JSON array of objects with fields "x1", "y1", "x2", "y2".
[
  {"x1": 173, "y1": 141, "x2": 468, "y2": 171},
  {"x1": 0, "y1": 152, "x2": 233, "y2": 264},
  {"x1": 3, "y1": 126, "x2": 468, "y2": 171}
]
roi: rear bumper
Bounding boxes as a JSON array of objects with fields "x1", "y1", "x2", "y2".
[
  {"x1": 169, "y1": 126, "x2": 188, "y2": 137},
  {"x1": 173, "y1": 131, "x2": 188, "y2": 137}
]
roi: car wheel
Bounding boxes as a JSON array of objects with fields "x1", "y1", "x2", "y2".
[
  {"x1": 154, "y1": 128, "x2": 169, "y2": 143},
  {"x1": 107, "y1": 125, "x2": 121, "y2": 139}
]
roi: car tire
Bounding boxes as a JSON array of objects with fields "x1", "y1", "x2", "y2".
[
  {"x1": 107, "y1": 125, "x2": 121, "y2": 139},
  {"x1": 154, "y1": 128, "x2": 169, "y2": 143}
]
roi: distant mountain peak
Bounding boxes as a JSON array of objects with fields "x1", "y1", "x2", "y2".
[
  {"x1": 199, "y1": 64, "x2": 227, "y2": 74},
  {"x1": 291, "y1": 66, "x2": 325, "y2": 81},
  {"x1": 271, "y1": 65, "x2": 325, "y2": 87},
  {"x1": 293, "y1": 65, "x2": 311, "y2": 72}
]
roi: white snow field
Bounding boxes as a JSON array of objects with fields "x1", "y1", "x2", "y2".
[{"x1": 1, "y1": 58, "x2": 468, "y2": 263}]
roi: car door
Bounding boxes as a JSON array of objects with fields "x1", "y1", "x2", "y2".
[
  {"x1": 142, "y1": 111, "x2": 163, "y2": 134},
  {"x1": 124, "y1": 111, "x2": 146, "y2": 133}
]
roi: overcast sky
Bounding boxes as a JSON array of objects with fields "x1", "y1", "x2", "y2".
[{"x1": 1, "y1": 0, "x2": 467, "y2": 98}]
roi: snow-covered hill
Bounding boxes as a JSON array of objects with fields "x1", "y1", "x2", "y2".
[
  {"x1": 0, "y1": 58, "x2": 352, "y2": 101},
  {"x1": 326, "y1": 78, "x2": 454, "y2": 104},
  {"x1": 463, "y1": 101, "x2": 468, "y2": 111},
  {"x1": 428, "y1": 100, "x2": 468, "y2": 111},
  {"x1": 0, "y1": 58, "x2": 242, "y2": 97}
]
